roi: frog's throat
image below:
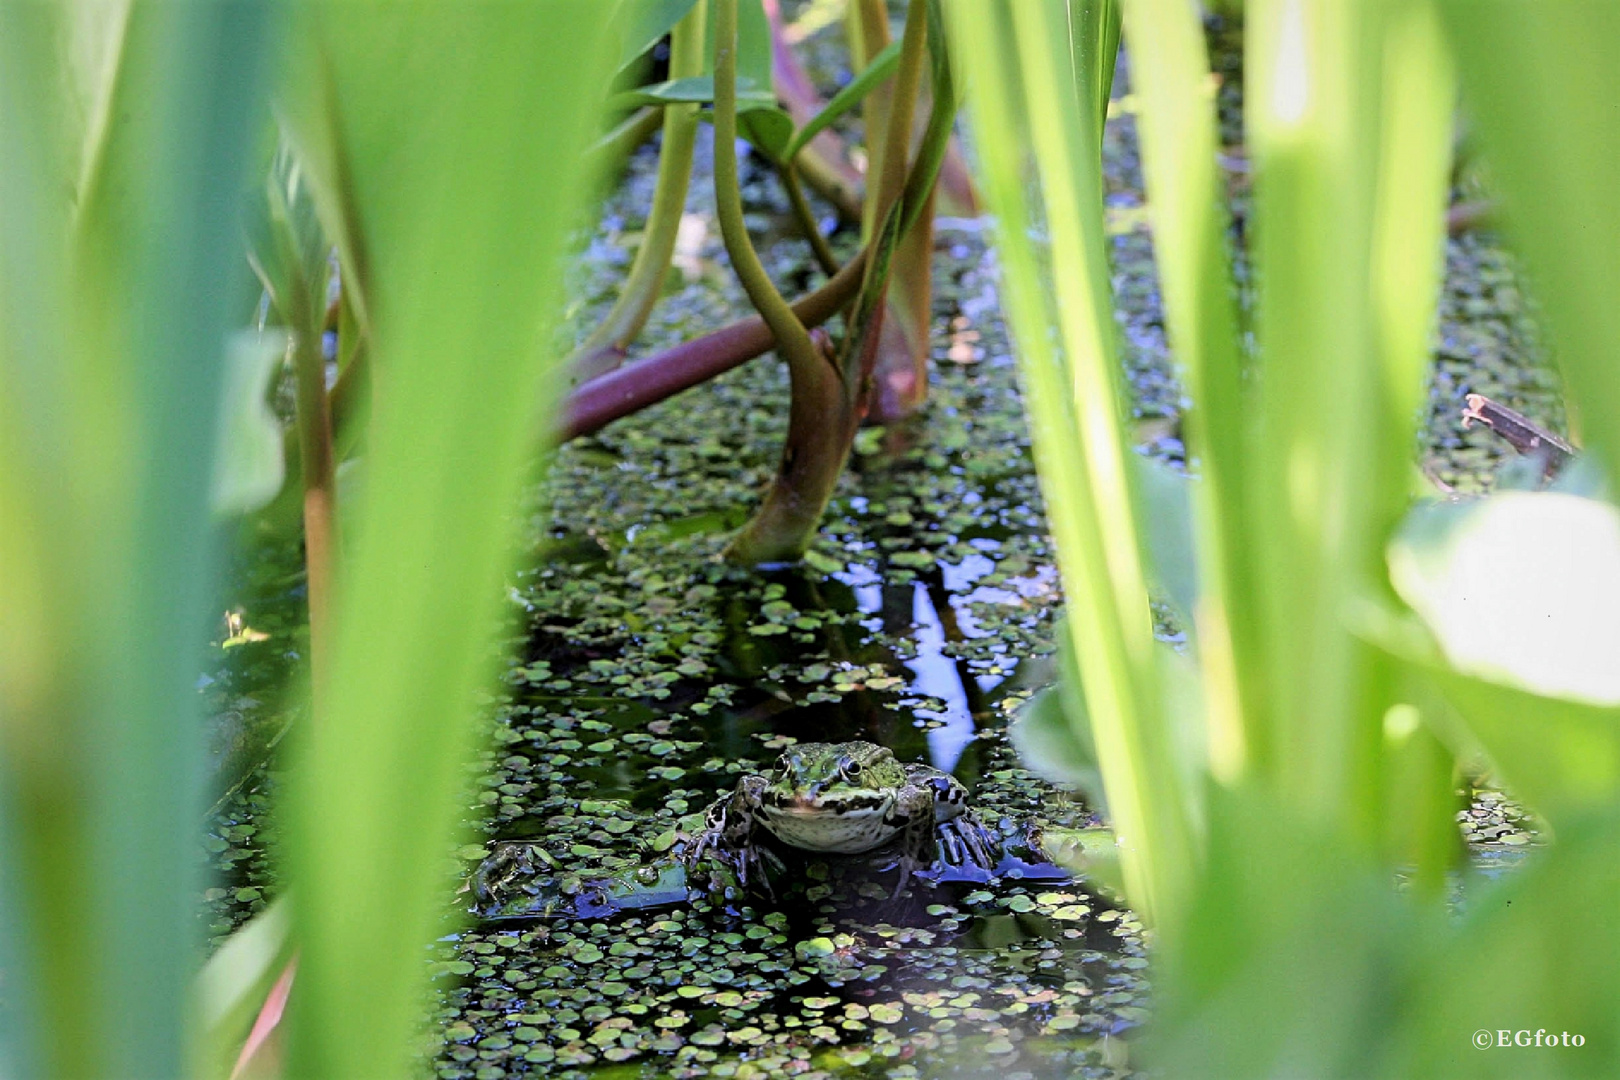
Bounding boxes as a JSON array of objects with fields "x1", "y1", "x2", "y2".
[{"x1": 759, "y1": 803, "x2": 900, "y2": 854}]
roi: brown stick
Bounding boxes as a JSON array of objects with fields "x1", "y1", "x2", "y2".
[{"x1": 1462, "y1": 393, "x2": 1575, "y2": 474}]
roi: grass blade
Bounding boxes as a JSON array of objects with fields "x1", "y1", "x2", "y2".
[
  {"x1": 275, "y1": 8, "x2": 617, "y2": 1077},
  {"x1": 0, "y1": 4, "x2": 273, "y2": 1076}
]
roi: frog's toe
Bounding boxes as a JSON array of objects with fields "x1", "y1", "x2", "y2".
[{"x1": 938, "y1": 815, "x2": 1000, "y2": 870}]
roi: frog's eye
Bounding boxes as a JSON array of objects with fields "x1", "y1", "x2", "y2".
[{"x1": 839, "y1": 755, "x2": 862, "y2": 781}]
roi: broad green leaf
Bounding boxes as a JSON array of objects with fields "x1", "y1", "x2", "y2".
[
  {"x1": 782, "y1": 39, "x2": 902, "y2": 162},
  {"x1": 1426, "y1": 664, "x2": 1620, "y2": 827},
  {"x1": 1389, "y1": 492, "x2": 1620, "y2": 706},
  {"x1": 1356, "y1": 600, "x2": 1620, "y2": 828},
  {"x1": 737, "y1": 103, "x2": 794, "y2": 159},
  {"x1": 274, "y1": 7, "x2": 617, "y2": 1077},
  {"x1": 1132, "y1": 453, "x2": 1198, "y2": 623},
  {"x1": 604, "y1": 75, "x2": 789, "y2": 157},
  {"x1": 210, "y1": 332, "x2": 288, "y2": 517},
  {"x1": 1010, "y1": 686, "x2": 1104, "y2": 800},
  {"x1": 607, "y1": 74, "x2": 774, "y2": 111},
  {"x1": 0, "y1": 4, "x2": 273, "y2": 1077},
  {"x1": 614, "y1": 0, "x2": 701, "y2": 75}
]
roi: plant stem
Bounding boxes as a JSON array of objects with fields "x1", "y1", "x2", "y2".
[
  {"x1": 713, "y1": 0, "x2": 852, "y2": 564},
  {"x1": 712, "y1": 0, "x2": 825, "y2": 380},
  {"x1": 559, "y1": 248, "x2": 868, "y2": 441},
  {"x1": 778, "y1": 160, "x2": 840, "y2": 275},
  {"x1": 851, "y1": 0, "x2": 894, "y2": 241},
  {"x1": 571, "y1": 1, "x2": 707, "y2": 383},
  {"x1": 842, "y1": 0, "x2": 930, "y2": 411},
  {"x1": 766, "y1": 0, "x2": 866, "y2": 221},
  {"x1": 289, "y1": 295, "x2": 337, "y2": 711},
  {"x1": 867, "y1": 182, "x2": 934, "y2": 421}
]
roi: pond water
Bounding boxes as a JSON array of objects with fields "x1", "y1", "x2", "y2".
[{"x1": 199, "y1": 13, "x2": 1561, "y2": 1080}]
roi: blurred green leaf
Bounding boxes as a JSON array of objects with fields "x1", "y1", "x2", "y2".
[
  {"x1": 1388, "y1": 808, "x2": 1620, "y2": 1077},
  {"x1": 947, "y1": 0, "x2": 1198, "y2": 933},
  {"x1": 1389, "y1": 493, "x2": 1620, "y2": 706},
  {"x1": 1439, "y1": 5, "x2": 1620, "y2": 492},
  {"x1": 607, "y1": 74, "x2": 774, "y2": 111},
  {"x1": 1147, "y1": 787, "x2": 1428, "y2": 1078},
  {"x1": 615, "y1": 0, "x2": 702, "y2": 75},
  {"x1": 274, "y1": 6, "x2": 617, "y2": 1077},
  {"x1": 190, "y1": 897, "x2": 294, "y2": 1080},
  {"x1": 0, "y1": 3, "x2": 273, "y2": 1076},
  {"x1": 210, "y1": 332, "x2": 288, "y2": 517},
  {"x1": 1426, "y1": 664, "x2": 1620, "y2": 829},
  {"x1": 1011, "y1": 684, "x2": 1104, "y2": 800},
  {"x1": 1132, "y1": 453, "x2": 1198, "y2": 623}
]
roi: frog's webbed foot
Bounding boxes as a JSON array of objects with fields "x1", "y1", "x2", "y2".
[
  {"x1": 935, "y1": 811, "x2": 1001, "y2": 872},
  {"x1": 684, "y1": 776, "x2": 782, "y2": 898}
]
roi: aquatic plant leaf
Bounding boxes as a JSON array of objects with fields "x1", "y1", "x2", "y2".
[
  {"x1": 607, "y1": 74, "x2": 775, "y2": 111},
  {"x1": 1355, "y1": 597, "x2": 1620, "y2": 829},
  {"x1": 1425, "y1": 664, "x2": 1620, "y2": 829},
  {"x1": 1132, "y1": 453, "x2": 1198, "y2": 624},
  {"x1": 1010, "y1": 685, "x2": 1104, "y2": 802},
  {"x1": 782, "y1": 39, "x2": 902, "y2": 162},
  {"x1": 0, "y1": 4, "x2": 272, "y2": 1077},
  {"x1": 737, "y1": 103, "x2": 795, "y2": 159},
  {"x1": 947, "y1": 0, "x2": 1199, "y2": 933},
  {"x1": 1389, "y1": 492, "x2": 1620, "y2": 706},
  {"x1": 614, "y1": 0, "x2": 702, "y2": 76},
  {"x1": 273, "y1": 6, "x2": 616, "y2": 1078},
  {"x1": 210, "y1": 332, "x2": 288, "y2": 517},
  {"x1": 190, "y1": 898, "x2": 294, "y2": 1080}
]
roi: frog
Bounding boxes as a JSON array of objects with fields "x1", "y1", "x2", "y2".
[{"x1": 685, "y1": 741, "x2": 1000, "y2": 895}]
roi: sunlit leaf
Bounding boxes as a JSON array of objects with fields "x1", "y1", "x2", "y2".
[
  {"x1": 274, "y1": 6, "x2": 617, "y2": 1077},
  {"x1": 1390, "y1": 492, "x2": 1620, "y2": 706},
  {"x1": 614, "y1": 0, "x2": 702, "y2": 76}
]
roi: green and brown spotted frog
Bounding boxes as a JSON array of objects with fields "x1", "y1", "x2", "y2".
[{"x1": 686, "y1": 741, "x2": 1000, "y2": 894}]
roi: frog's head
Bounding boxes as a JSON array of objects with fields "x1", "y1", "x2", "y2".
[{"x1": 759, "y1": 742, "x2": 908, "y2": 854}]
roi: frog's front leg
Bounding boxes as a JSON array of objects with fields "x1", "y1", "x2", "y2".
[
  {"x1": 888, "y1": 782, "x2": 940, "y2": 896},
  {"x1": 925, "y1": 774, "x2": 1000, "y2": 871},
  {"x1": 685, "y1": 775, "x2": 781, "y2": 894}
]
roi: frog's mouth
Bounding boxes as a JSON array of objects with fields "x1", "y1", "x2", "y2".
[{"x1": 763, "y1": 790, "x2": 891, "y2": 815}]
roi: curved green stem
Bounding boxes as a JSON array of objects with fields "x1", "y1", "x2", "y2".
[
  {"x1": 572, "y1": 1, "x2": 707, "y2": 381},
  {"x1": 778, "y1": 161, "x2": 840, "y2": 276},
  {"x1": 711, "y1": 0, "x2": 824, "y2": 381}
]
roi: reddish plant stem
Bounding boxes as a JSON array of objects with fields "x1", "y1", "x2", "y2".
[
  {"x1": 289, "y1": 316, "x2": 337, "y2": 711},
  {"x1": 866, "y1": 182, "x2": 935, "y2": 422},
  {"x1": 558, "y1": 249, "x2": 868, "y2": 441}
]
